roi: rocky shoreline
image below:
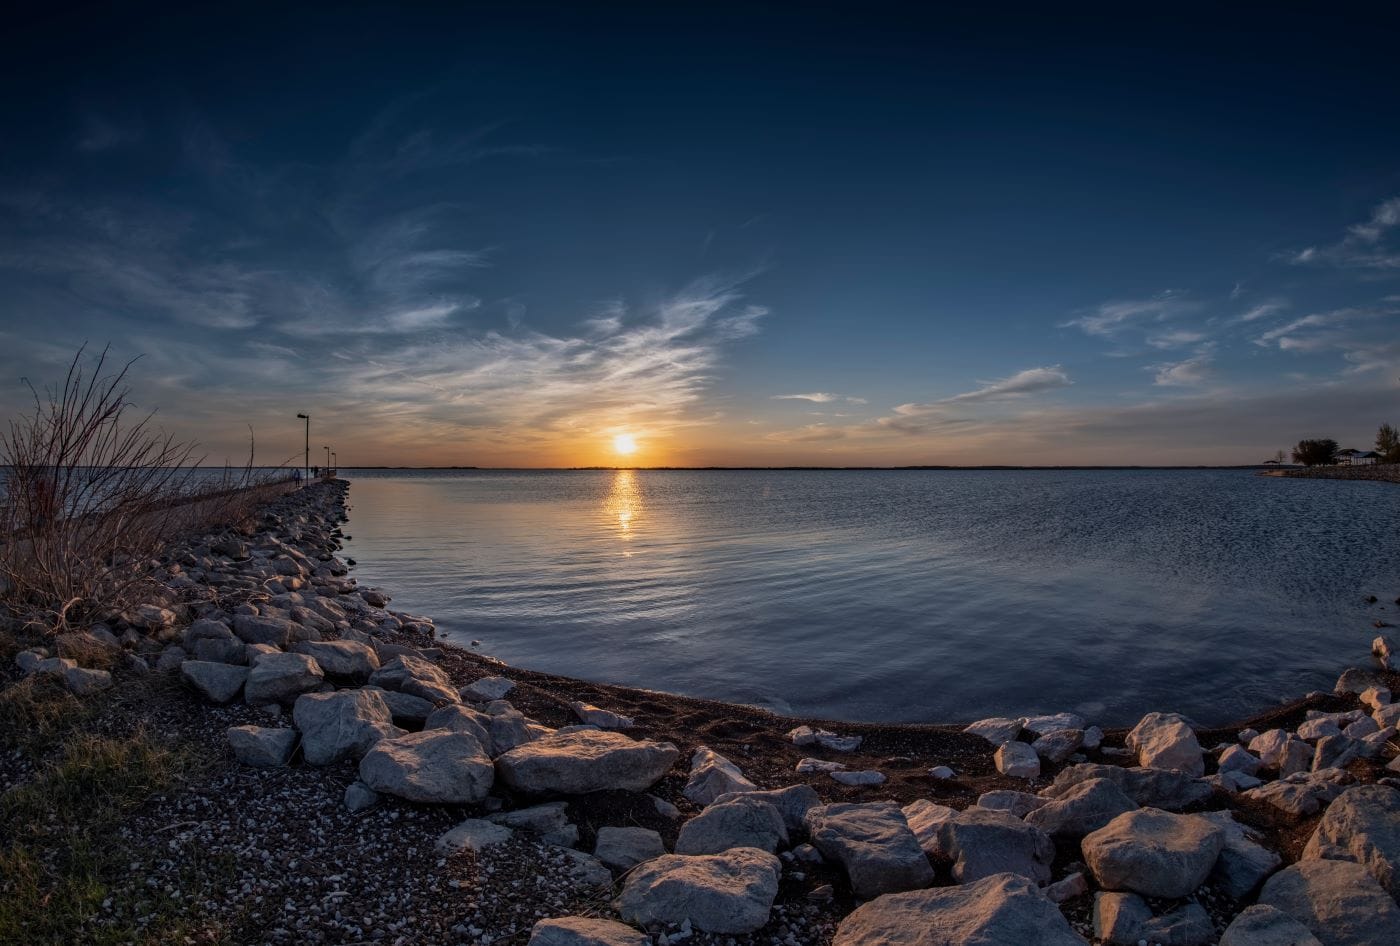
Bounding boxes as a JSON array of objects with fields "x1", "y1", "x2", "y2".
[
  {"x1": 4, "y1": 479, "x2": 1400, "y2": 946},
  {"x1": 1270, "y1": 462, "x2": 1400, "y2": 484}
]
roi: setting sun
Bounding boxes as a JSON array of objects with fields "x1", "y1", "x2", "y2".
[{"x1": 612, "y1": 433, "x2": 638, "y2": 456}]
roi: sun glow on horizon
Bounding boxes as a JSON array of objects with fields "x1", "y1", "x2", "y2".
[{"x1": 613, "y1": 433, "x2": 638, "y2": 456}]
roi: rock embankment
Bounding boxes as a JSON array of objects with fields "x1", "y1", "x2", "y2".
[{"x1": 9, "y1": 478, "x2": 1400, "y2": 945}]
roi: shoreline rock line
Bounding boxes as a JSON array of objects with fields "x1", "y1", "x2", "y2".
[{"x1": 9, "y1": 477, "x2": 1400, "y2": 945}]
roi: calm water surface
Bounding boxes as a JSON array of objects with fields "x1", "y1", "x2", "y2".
[{"x1": 340, "y1": 469, "x2": 1400, "y2": 726}]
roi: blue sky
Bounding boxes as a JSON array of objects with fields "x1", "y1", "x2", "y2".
[{"x1": 1, "y1": 3, "x2": 1398, "y2": 466}]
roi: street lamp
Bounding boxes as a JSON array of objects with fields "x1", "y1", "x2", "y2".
[
  {"x1": 332, "y1": 450, "x2": 337, "y2": 470},
  {"x1": 296, "y1": 413, "x2": 309, "y2": 482},
  {"x1": 324, "y1": 445, "x2": 331, "y2": 472}
]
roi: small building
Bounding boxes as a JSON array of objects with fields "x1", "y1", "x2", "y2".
[{"x1": 1350, "y1": 450, "x2": 1380, "y2": 466}]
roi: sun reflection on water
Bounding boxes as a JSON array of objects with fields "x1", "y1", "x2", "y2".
[{"x1": 605, "y1": 469, "x2": 642, "y2": 550}]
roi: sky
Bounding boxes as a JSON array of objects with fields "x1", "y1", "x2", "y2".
[{"x1": 2, "y1": 3, "x2": 1399, "y2": 468}]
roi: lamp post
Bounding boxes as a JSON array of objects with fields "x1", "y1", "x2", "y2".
[
  {"x1": 324, "y1": 445, "x2": 331, "y2": 473},
  {"x1": 331, "y1": 451, "x2": 337, "y2": 470},
  {"x1": 296, "y1": 413, "x2": 309, "y2": 483}
]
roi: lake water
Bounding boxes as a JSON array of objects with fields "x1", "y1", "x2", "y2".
[{"x1": 339, "y1": 469, "x2": 1400, "y2": 726}]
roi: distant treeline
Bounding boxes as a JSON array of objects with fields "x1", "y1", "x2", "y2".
[{"x1": 1291, "y1": 423, "x2": 1399, "y2": 467}]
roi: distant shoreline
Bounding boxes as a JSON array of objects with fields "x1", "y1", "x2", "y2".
[{"x1": 345, "y1": 464, "x2": 1283, "y2": 472}]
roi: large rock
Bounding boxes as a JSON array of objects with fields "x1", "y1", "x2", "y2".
[
  {"x1": 683, "y1": 747, "x2": 757, "y2": 805},
  {"x1": 424, "y1": 703, "x2": 495, "y2": 754},
  {"x1": 1301, "y1": 784, "x2": 1400, "y2": 902},
  {"x1": 977, "y1": 791, "x2": 1048, "y2": 819},
  {"x1": 1126, "y1": 711, "x2": 1204, "y2": 776},
  {"x1": 181, "y1": 660, "x2": 249, "y2": 703},
  {"x1": 232, "y1": 613, "x2": 293, "y2": 647},
  {"x1": 1026, "y1": 777, "x2": 1138, "y2": 837},
  {"x1": 359, "y1": 729, "x2": 494, "y2": 803},
  {"x1": 244, "y1": 652, "x2": 324, "y2": 705},
  {"x1": 293, "y1": 689, "x2": 402, "y2": 765},
  {"x1": 527, "y1": 917, "x2": 649, "y2": 946},
  {"x1": 1082, "y1": 808, "x2": 1226, "y2": 899},
  {"x1": 1250, "y1": 730, "x2": 1314, "y2": 776},
  {"x1": 183, "y1": 618, "x2": 238, "y2": 650},
  {"x1": 1220, "y1": 905, "x2": 1324, "y2": 946},
  {"x1": 676, "y1": 796, "x2": 787, "y2": 855},
  {"x1": 614, "y1": 848, "x2": 782, "y2": 935},
  {"x1": 1033, "y1": 729, "x2": 1084, "y2": 764},
  {"x1": 710, "y1": 784, "x2": 820, "y2": 833},
  {"x1": 595, "y1": 826, "x2": 667, "y2": 870},
  {"x1": 934, "y1": 807, "x2": 1054, "y2": 885},
  {"x1": 1244, "y1": 773, "x2": 1349, "y2": 817},
  {"x1": 496, "y1": 730, "x2": 679, "y2": 794},
  {"x1": 805, "y1": 802, "x2": 935, "y2": 898},
  {"x1": 368, "y1": 654, "x2": 458, "y2": 703},
  {"x1": 832, "y1": 872, "x2": 1087, "y2": 946},
  {"x1": 1043, "y1": 763, "x2": 1212, "y2": 810},
  {"x1": 1258, "y1": 860, "x2": 1400, "y2": 946},
  {"x1": 290, "y1": 640, "x2": 379, "y2": 679},
  {"x1": 1200, "y1": 810, "x2": 1284, "y2": 899},
  {"x1": 227, "y1": 725, "x2": 297, "y2": 767}
]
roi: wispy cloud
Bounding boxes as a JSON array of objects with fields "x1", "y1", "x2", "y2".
[
  {"x1": 1062, "y1": 291, "x2": 1193, "y2": 337},
  {"x1": 772, "y1": 392, "x2": 867, "y2": 404},
  {"x1": 1151, "y1": 346, "x2": 1213, "y2": 386},
  {"x1": 1287, "y1": 197, "x2": 1400, "y2": 270},
  {"x1": 1146, "y1": 329, "x2": 1207, "y2": 349},
  {"x1": 765, "y1": 423, "x2": 847, "y2": 443},
  {"x1": 1237, "y1": 300, "x2": 1287, "y2": 322},
  {"x1": 945, "y1": 365, "x2": 1072, "y2": 402}
]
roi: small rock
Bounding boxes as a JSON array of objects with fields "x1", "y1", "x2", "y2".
[
  {"x1": 595, "y1": 826, "x2": 667, "y2": 870},
  {"x1": 180, "y1": 661, "x2": 249, "y2": 703},
  {"x1": 568, "y1": 701, "x2": 635, "y2": 730},
  {"x1": 683, "y1": 747, "x2": 757, "y2": 804},
  {"x1": 994, "y1": 741, "x2": 1041, "y2": 779},
  {"x1": 1045, "y1": 871, "x2": 1088, "y2": 902},
  {"x1": 830, "y1": 769, "x2": 885, "y2": 787},
  {"x1": 1126, "y1": 711, "x2": 1203, "y2": 776},
  {"x1": 437, "y1": 818, "x2": 514, "y2": 853},
  {"x1": 227, "y1": 725, "x2": 297, "y2": 767},
  {"x1": 460, "y1": 675, "x2": 515, "y2": 702},
  {"x1": 62, "y1": 666, "x2": 112, "y2": 696},
  {"x1": 527, "y1": 917, "x2": 649, "y2": 946},
  {"x1": 344, "y1": 781, "x2": 379, "y2": 812},
  {"x1": 963, "y1": 716, "x2": 1023, "y2": 745}
]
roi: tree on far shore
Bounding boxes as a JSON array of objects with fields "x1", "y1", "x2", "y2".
[
  {"x1": 1292, "y1": 438, "x2": 1338, "y2": 467},
  {"x1": 1378, "y1": 423, "x2": 1400, "y2": 464}
]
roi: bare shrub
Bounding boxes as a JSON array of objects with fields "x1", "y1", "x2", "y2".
[{"x1": 0, "y1": 345, "x2": 291, "y2": 633}]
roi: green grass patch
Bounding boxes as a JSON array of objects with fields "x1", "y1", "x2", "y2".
[
  {"x1": 0, "y1": 674, "x2": 92, "y2": 756},
  {"x1": 0, "y1": 726, "x2": 227, "y2": 945}
]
